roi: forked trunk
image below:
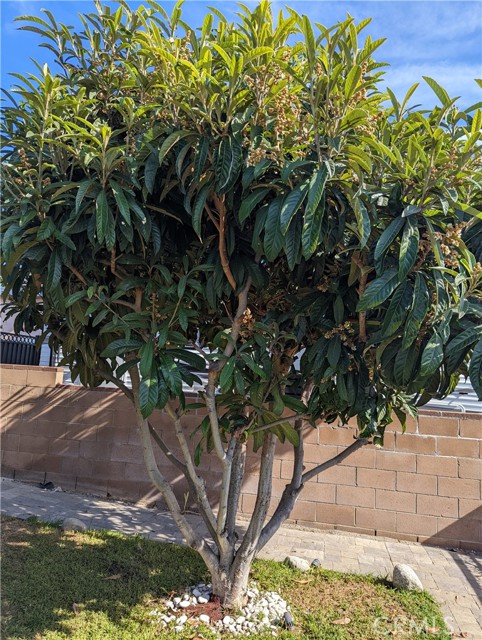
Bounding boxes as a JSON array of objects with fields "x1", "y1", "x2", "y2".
[{"x1": 210, "y1": 559, "x2": 251, "y2": 610}]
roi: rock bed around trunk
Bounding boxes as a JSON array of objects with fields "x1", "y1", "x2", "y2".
[{"x1": 149, "y1": 582, "x2": 290, "y2": 636}]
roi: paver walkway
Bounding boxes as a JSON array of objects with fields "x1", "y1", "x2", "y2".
[{"x1": 1, "y1": 477, "x2": 481, "y2": 638}]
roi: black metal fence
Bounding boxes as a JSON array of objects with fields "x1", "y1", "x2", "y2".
[{"x1": 0, "y1": 332, "x2": 41, "y2": 366}]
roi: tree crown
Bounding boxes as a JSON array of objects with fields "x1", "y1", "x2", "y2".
[{"x1": 2, "y1": 0, "x2": 482, "y2": 451}]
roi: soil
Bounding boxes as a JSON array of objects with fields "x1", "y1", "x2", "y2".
[{"x1": 184, "y1": 594, "x2": 224, "y2": 623}]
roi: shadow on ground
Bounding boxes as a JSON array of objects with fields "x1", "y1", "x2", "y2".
[
  {"x1": 0, "y1": 516, "x2": 209, "y2": 639},
  {"x1": 425, "y1": 505, "x2": 482, "y2": 605}
]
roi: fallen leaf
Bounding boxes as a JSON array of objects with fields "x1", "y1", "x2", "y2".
[
  {"x1": 103, "y1": 574, "x2": 122, "y2": 580},
  {"x1": 332, "y1": 617, "x2": 351, "y2": 625},
  {"x1": 427, "y1": 628, "x2": 440, "y2": 635},
  {"x1": 294, "y1": 578, "x2": 312, "y2": 584}
]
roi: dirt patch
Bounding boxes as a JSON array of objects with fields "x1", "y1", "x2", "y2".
[{"x1": 184, "y1": 595, "x2": 224, "y2": 623}]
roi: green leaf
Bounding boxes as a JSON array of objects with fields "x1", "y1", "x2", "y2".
[
  {"x1": 281, "y1": 423, "x2": 300, "y2": 447},
  {"x1": 192, "y1": 182, "x2": 210, "y2": 239},
  {"x1": 110, "y1": 180, "x2": 131, "y2": 225},
  {"x1": 159, "y1": 353, "x2": 182, "y2": 396},
  {"x1": 333, "y1": 296, "x2": 344, "y2": 325},
  {"x1": 55, "y1": 232, "x2": 76, "y2": 251},
  {"x1": 193, "y1": 136, "x2": 210, "y2": 182},
  {"x1": 101, "y1": 339, "x2": 143, "y2": 358},
  {"x1": 399, "y1": 218, "x2": 419, "y2": 279},
  {"x1": 139, "y1": 374, "x2": 159, "y2": 418},
  {"x1": 446, "y1": 326, "x2": 482, "y2": 374},
  {"x1": 144, "y1": 151, "x2": 159, "y2": 193},
  {"x1": 280, "y1": 183, "x2": 308, "y2": 233},
  {"x1": 402, "y1": 274, "x2": 429, "y2": 350},
  {"x1": 284, "y1": 214, "x2": 302, "y2": 270},
  {"x1": 75, "y1": 180, "x2": 94, "y2": 213},
  {"x1": 169, "y1": 349, "x2": 206, "y2": 372},
  {"x1": 374, "y1": 216, "x2": 404, "y2": 271},
  {"x1": 302, "y1": 14, "x2": 316, "y2": 67},
  {"x1": 402, "y1": 204, "x2": 421, "y2": 218},
  {"x1": 469, "y1": 338, "x2": 482, "y2": 399},
  {"x1": 239, "y1": 188, "x2": 270, "y2": 224},
  {"x1": 46, "y1": 250, "x2": 62, "y2": 290},
  {"x1": 220, "y1": 357, "x2": 235, "y2": 390},
  {"x1": 282, "y1": 395, "x2": 308, "y2": 413},
  {"x1": 420, "y1": 332, "x2": 443, "y2": 377},
  {"x1": 64, "y1": 291, "x2": 86, "y2": 308},
  {"x1": 381, "y1": 281, "x2": 412, "y2": 338},
  {"x1": 37, "y1": 218, "x2": 55, "y2": 240},
  {"x1": 264, "y1": 198, "x2": 284, "y2": 260},
  {"x1": 302, "y1": 165, "x2": 328, "y2": 258},
  {"x1": 357, "y1": 268, "x2": 399, "y2": 311},
  {"x1": 346, "y1": 145, "x2": 372, "y2": 173},
  {"x1": 353, "y1": 197, "x2": 371, "y2": 248},
  {"x1": 139, "y1": 339, "x2": 154, "y2": 378},
  {"x1": 234, "y1": 368, "x2": 245, "y2": 394},
  {"x1": 327, "y1": 336, "x2": 341, "y2": 368},
  {"x1": 345, "y1": 65, "x2": 362, "y2": 100},
  {"x1": 96, "y1": 190, "x2": 115, "y2": 248},
  {"x1": 159, "y1": 130, "x2": 195, "y2": 165},
  {"x1": 215, "y1": 136, "x2": 242, "y2": 195},
  {"x1": 423, "y1": 76, "x2": 451, "y2": 107},
  {"x1": 306, "y1": 164, "x2": 329, "y2": 219},
  {"x1": 177, "y1": 274, "x2": 187, "y2": 298},
  {"x1": 241, "y1": 353, "x2": 267, "y2": 378}
]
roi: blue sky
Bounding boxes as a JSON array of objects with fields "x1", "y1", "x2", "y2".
[{"x1": 1, "y1": 0, "x2": 481, "y2": 108}]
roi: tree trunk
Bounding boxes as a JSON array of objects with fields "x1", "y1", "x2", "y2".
[{"x1": 210, "y1": 558, "x2": 251, "y2": 610}]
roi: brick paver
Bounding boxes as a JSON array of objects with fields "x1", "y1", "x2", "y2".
[{"x1": 1, "y1": 477, "x2": 480, "y2": 638}]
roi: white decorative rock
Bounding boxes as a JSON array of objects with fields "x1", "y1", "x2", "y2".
[
  {"x1": 284, "y1": 555, "x2": 311, "y2": 572},
  {"x1": 199, "y1": 614, "x2": 210, "y2": 624},
  {"x1": 392, "y1": 564, "x2": 423, "y2": 591},
  {"x1": 178, "y1": 614, "x2": 188, "y2": 624},
  {"x1": 223, "y1": 615, "x2": 233, "y2": 626},
  {"x1": 62, "y1": 517, "x2": 88, "y2": 532},
  {"x1": 197, "y1": 596, "x2": 209, "y2": 604},
  {"x1": 178, "y1": 600, "x2": 190, "y2": 608}
]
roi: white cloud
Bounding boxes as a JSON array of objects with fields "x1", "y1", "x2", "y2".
[{"x1": 382, "y1": 63, "x2": 481, "y2": 109}]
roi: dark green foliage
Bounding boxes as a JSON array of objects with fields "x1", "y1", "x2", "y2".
[{"x1": 1, "y1": 0, "x2": 481, "y2": 453}]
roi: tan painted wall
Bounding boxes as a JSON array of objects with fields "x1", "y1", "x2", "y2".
[{"x1": 1, "y1": 364, "x2": 481, "y2": 550}]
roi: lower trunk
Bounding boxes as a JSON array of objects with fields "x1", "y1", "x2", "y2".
[{"x1": 210, "y1": 558, "x2": 251, "y2": 610}]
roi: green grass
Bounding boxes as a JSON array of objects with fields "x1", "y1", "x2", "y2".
[{"x1": 1, "y1": 515, "x2": 451, "y2": 639}]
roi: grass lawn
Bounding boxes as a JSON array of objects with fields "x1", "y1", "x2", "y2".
[{"x1": 1, "y1": 515, "x2": 451, "y2": 639}]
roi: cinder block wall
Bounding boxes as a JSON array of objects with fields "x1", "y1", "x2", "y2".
[{"x1": 1, "y1": 364, "x2": 481, "y2": 550}]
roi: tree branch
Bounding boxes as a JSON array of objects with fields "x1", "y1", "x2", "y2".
[
  {"x1": 67, "y1": 263, "x2": 87, "y2": 286},
  {"x1": 97, "y1": 364, "x2": 221, "y2": 548},
  {"x1": 204, "y1": 202, "x2": 220, "y2": 232},
  {"x1": 251, "y1": 414, "x2": 307, "y2": 434},
  {"x1": 257, "y1": 437, "x2": 370, "y2": 552},
  {"x1": 207, "y1": 276, "x2": 253, "y2": 534},
  {"x1": 213, "y1": 193, "x2": 236, "y2": 290},
  {"x1": 301, "y1": 437, "x2": 370, "y2": 483},
  {"x1": 225, "y1": 440, "x2": 246, "y2": 545},
  {"x1": 129, "y1": 366, "x2": 219, "y2": 571},
  {"x1": 164, "y1": 402, "x2": 220, "y2": 546},
  {"x1": 232, "y1": 433, "x2": 276, "y2": 571},
  {"x1": 111, "y1": 299, "x2": 138, "y2": 311},
  {"x1": 352, "y1": 252, "x2": 368, "y2": 342},
  {"x1": 96, "y1": 366, "x2": 133, "y2": 400}
]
